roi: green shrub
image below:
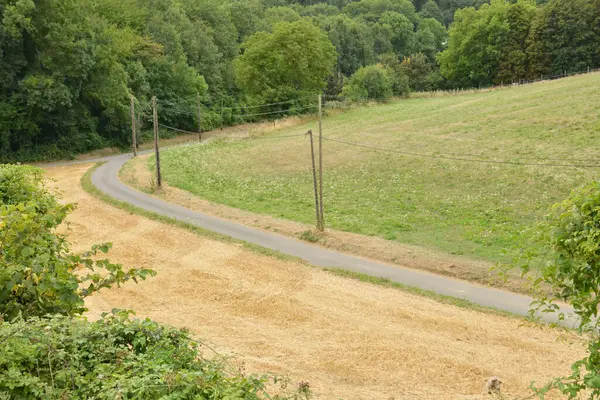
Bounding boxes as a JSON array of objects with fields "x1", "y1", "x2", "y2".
[
  {"x1": 0, "y1": 312, "x2": 310, "y2": 399},
  {"x1": 0, "y1": 165, "x2": 57, "y2": 212},
  {"x1": 341, "y1": 65, "x2": 393, "y2": 100},
  {"x1": 520, "y1": 181, "x2": 600, "y2": 398},
  {"x1": 0, "y1": 165, "x2": 155, "y2": 321}
]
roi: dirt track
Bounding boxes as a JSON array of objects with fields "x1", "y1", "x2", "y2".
[{"x1": 47, "y1": 163, "x2": 581, "y2": 399}]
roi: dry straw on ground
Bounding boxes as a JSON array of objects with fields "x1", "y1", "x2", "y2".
[{"x1": 48, "y1": 164, "x2": 581, "y2": 399}]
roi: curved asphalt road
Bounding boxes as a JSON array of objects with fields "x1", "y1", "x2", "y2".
[{"x1": 88, "y1": 153, "x2": 574, "y2": 325}]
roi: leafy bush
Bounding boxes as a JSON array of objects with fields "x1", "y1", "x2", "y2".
[
  {"x1": 400, "y1": 53, "x2": 436, "y2": 92},
  {"x1": 0, "y1": 164, "x2": 57, "y2": 212},
  {"x1": 519, "y1": 181, "x2": 600, "y2": 398},
  {"x1": 0, "y1": 312, "x2": 310, "y2": 399},
  {"x1": 341, "y1": 64, "x2": 393, "y2": 100},
  {"x1": 378, "y1": 53, "x2": 411, "y2": 97},
  {"x1": 0, "y1": 165, "x2": 155, "y2": 321}
]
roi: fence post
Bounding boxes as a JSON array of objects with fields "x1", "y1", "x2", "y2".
[
  {"x1": 308, "y1": 130, "x2": 321, "y2": 231},
  {"x1": 130, "y1": 96, "x2": 137, "y2": 157},
  {"x1": 152, "y1": 96, "x2": 162, "y2": 188},
  {"x1": 318, "y1": 94, "x2": 324, "y2": 231}
]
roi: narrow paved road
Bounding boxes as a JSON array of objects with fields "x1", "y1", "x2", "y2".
[{"x1": 88, "y1": 153, "x2": 574, "y2": 324}]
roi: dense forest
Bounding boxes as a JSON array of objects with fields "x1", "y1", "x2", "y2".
[{"x1": 0, "y1": 0, "x2": 599, "y2": 161}]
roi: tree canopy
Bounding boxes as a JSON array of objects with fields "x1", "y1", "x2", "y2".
[
  {"x1": 438, "y1": 0, "x2": 600, "y2": 87},
  {"x1": 1, "y1": 0, "x2": 599, "y2": 161}
]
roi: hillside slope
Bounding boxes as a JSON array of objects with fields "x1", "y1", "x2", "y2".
[{"x1": 158, "y1": 73, "x2": 600, "y2": 263}]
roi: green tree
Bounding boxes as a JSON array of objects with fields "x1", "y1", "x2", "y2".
[
  {"x1": 299, "y1": 3, "x2": 341, "y2": 16},
  {"x1": 414, "y1": 17, "x2": 447, "y2": 61},
  {"x1": 379, "y1": 54, "x2": 411, "y2": 96},
  {"x1": 264, "y1": 6, "x2": 302, "y2": 27},
  {"x1": 344, "y1": 0, "x2": 417, "y2": 24},
  {"x1": 419, "y1": 0, "x2": 445, "y2": 24},
  {"x1": 401, "y1": 53, "x2": 436, "y2": 91},
  {"x1": 341, "y1": 64, "x2": 394, "y2": 99},
  {"x1": 320, "y1": 15, "x2": 375, "y2": 75},
  {"x1": 228, "y1": 0, "x2": 265, "y2": 42},
  {"x1": 527, "y1": 0, "x2": 600, "y2": 77},
  {"x1": 496, "y1": 0, "x2": 535, "y2": 83},
  {"x1": 378, "y1": 11, "x2": 415, "y2": 58},
  {"x1": 438, "y1": 0, "x2": 512, "y2": 87},
  {"x1": 437, "y1": 0, "x2": 489, "y2": 25},
  {"x1": 235, "y1": 20, "x2": 337, "y2": 103}
]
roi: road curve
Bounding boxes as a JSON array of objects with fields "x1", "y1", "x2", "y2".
[{"x1": 89, "y1": 153, "x2": 574, "y2": 324}]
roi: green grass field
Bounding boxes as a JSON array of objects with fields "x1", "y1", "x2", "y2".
[{"x1": 155, "y1": 73, "x2": 600, "y2": 264}]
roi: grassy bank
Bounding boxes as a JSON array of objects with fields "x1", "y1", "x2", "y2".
[{"x1": 154, "y1": 73, "x2": 600, "y2": 264}]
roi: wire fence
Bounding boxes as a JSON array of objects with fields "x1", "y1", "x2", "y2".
[{"x1": 411, "y1": 66, "x2": 600, "y2": 98}]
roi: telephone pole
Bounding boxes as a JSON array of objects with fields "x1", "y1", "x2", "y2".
[
  {"x1": 318, "y1": 94, "x2": 324, "y2": 231},
  {"x1": 152, "y1": 96, "x2": 162, "y2": 188},
  {"x1": 220, "y1": 99, "x2": 224, "y2": 131},
  {"x1": 308, "y1": 130, "x2": 321, "y2": 231},
  {"x1": 197, "y1": 92, "x2": 203, "y2": 142},
  {"x1": 130, "y1": 95, "x2": 137, "y2": 157}
]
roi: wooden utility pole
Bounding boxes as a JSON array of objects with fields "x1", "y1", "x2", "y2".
[
  {"x1": 220, "y1": 99, "x2": 224, "y2": 131},
  {"x1": 318, "y1": 94, "x2": 324, "y2": 231},
  {"x1": 130, "y1": 95, "x2": 137, "y2": 157},
  {"x1": 308, "y1": 130, "x2": 321, "y2": 231},
  {"x1": 197, "y1": 92, "x2": 203, "y2": 142},
  {"x1": 135, "y1": 106, "x2": 141, "y2": 150},
  {"x1": 152, "y1": 96, "x2": 162, "y2": 188}
]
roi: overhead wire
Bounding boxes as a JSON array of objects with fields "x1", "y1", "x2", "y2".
[
  {"x1": 321, "y1": 137, "x2": 600, "y2": 168},
  {"x1": 220, "y1": 96, "x2": 317, "y2": 111},
  {"x1": 326, "y1": 133, "x2": 600, "y2": 164},
  {"x1": 156, "y1": 103, "x2": 318, "y2": 119},
  {"x1": 157, "y1": 95, "x2": 317, "y2": 112},
  {"x1": 229, "y1": 104, "x2": 318, "y2": 118},
  {"x1": 248, "y1": 133, "x2": 307, "y2": 140},
  {"x1": 158, "y1": 123, "x2": 198, "y2": 135}
]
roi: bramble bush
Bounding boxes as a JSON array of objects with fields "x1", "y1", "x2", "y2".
[
  {"x1": 0, "y1": 312, "x2": 310, "y2": 399},
  {"x1": 0, "y1": 164, "x2": 155, "y2": 321},
  {"x1": 0, "y1": 164, "x2": 310, "y2": 399}
]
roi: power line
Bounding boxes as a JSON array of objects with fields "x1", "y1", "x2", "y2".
[
  {"x1": 158, "y1": 123, "x2": 197, "y2": 135},
  {"x1": 157, "y1": 103, "x2": 318, "y2": 119},
  {"x1": 222, "y1": 96, "x2": 316, "y2": 111},
  {"x1": 321, "y1": 137, "x2": 600, "y2": 168},
  {"x1": 249, "y1": 133, "x2": 307, "y2": 140},
  {"x1": 229, "y1": 105, "x2": 318, "y2": 118},
  {"x1": 329, "y1": 134, "x2": 600, "y2": 164},
  {"x1": 157, "y1": 95, "x2": 316, "y2": 112}
]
